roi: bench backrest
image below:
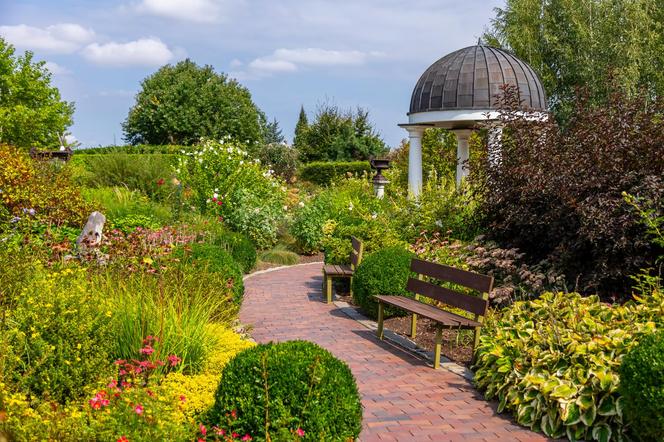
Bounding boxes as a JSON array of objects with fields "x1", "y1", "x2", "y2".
[
  {"x1": 407, "y1": 258, "x2": 493, "y2": 318},
  {"x1": 349, "y1": 236, "x2": 364, "y2": 271}
]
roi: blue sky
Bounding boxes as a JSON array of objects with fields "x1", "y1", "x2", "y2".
[{"x1": 0, "y1": 0, "x2": 502, "y2": 148}]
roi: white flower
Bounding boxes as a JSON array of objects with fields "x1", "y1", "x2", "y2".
[
  {"x1": 298, "y1": 201, "x2": 305, "y2": 208},
  {"x1": 435, "y1": 220, "x2": 443, "y2": 228},
  {"x1": 213, "y1": 193, "x2": 219, "y2": 199},
  {"x1": 206, "y1": 199, "x2": 211, "y2": 203},
  {"x1": 348, "y1": 202, "x2": 354, "y2": 211},
  {"x1": 198, "y1": 158, "x2": 203, "y2": 163},
  {"x1": 254, "y1": 208, "x2": 260, "y2": 214},
  {"x1": 283, "y1": 205, "x2": 288, "y2": 211},
  {"x1": 239, "y1": 160, "x2": 244, "y2": 165},
  {"x1": 215, "y1": 188, "x2": 219, "y2": 192},
  {"x1": 371, "y1": 212, "x2": 377, "y2": 219}
]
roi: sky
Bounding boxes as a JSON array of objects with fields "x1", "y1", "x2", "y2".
[{"x1": 0, "y1": 0, "x2": 503, "y2": 148}]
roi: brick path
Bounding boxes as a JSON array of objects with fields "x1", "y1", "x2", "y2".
[{"x1": 241, "y1": 263, "x2": 549, "y2": 442}]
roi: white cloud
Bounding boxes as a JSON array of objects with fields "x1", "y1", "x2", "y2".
[
  {"x1": 0, "y1": 23, "x2": 95, "y2": 53},
  {"x1": 82, "y1": 38, "x2": 174, "y2": 67},
  {"x1": 243, "y1": 48, "x2": 382, "y2": 78},
  {"x1": 134, "y1": 0, "x2": 231, "y2": 23},
  {"x1": 43, "y1": 61, "x2": 71, "y2": 75}
]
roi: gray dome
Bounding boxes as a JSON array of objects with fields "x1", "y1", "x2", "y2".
[{"x1": 409, "y1": 45, "x2": 546, "y2": 114}]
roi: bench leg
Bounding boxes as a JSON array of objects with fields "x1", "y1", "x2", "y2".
[
  {"x1": 433, "y1": 326, "x2": 443, "y2": 369},
  {"x1": 376, "y1": 302, "x2": 384, "y2": 340},
  {"x1": 410, "y1": 313, "x2": 417, "y2": 339},
  {"x1": 349, "y1": 276, "x2": 353, "y2": 298},
  {"x1": 471, "y1": 326, "x2": 481, "y2": 364},
  {"x1": 326, "y1": 275, "x2": 333, "y2": 304}
]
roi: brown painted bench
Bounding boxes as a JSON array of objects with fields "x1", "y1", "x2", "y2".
[
  {"x1": 375, "y1": 258, "x2": 493, "y2": 369},
  {"x1": 322, "y1": 236, "x2": 364, "y2": 304}
]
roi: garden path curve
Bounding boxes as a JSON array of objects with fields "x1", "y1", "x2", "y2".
[{"x1": 241, "y1": 262, "x2": 549, "y2": 442}]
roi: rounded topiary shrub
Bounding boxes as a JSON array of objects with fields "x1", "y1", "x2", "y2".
[
  {"x1": 177, "y1": 243, "x2": 244, "y2": 304},
  {"x1": 619, "y1": 329, "x2": 664, "y2": 441},
  {"x1": 217, "y1": 231, "x2": 257, "y2": 273},
  {"x1": 351, "y1": 245, "x2": 415, "y2": 319},
  {"x1": 209, "y1": 340, "x2": 362, "y2": 441}
]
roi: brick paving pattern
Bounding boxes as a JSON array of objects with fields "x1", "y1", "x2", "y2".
[{"x1": 241, "y1": 263, "x2": 550, "y2": 442}]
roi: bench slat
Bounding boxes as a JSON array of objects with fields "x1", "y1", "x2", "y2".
[
  {"x1": 411, "y1": 258, "x2": 493, "y2": 293},
  {"x1": 406, "y1": 277, "x2": 488, "y2": 316},
  {"x1": 375, "y1": 295, "x2": 480, "y2": 328}
]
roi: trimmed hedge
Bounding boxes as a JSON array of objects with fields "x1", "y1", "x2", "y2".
[
  {"x1": 298, "y1": 161, "x2": 371, "y2": 186},
  {"x1": 74, "y1": 144, "x2": 191, "y2": 154},
  {"x1": 351, "y1": 246, "x2": 415, "y2": 319},
  {"x1": 619, "y1": 329, "x2": 664, "y2": 441},
  {"x1": 210, "y1": 341, "x2": 362, "y2": 441}
]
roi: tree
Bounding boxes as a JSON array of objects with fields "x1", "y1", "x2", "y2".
[
  {"x1": 484, "y1": 0, "x2": 664, "y2": 120},
  {"x1": 123, "y1": 59, "x2": 264, "y2": 146},
  {"x1": 262, "y1": 117, "x2": 285, "y2": 144},
  {"x1": 0, "y1": 37, "x2": 74, "y2": 148},
  {"x1": 293, "y1": 105, "x2": 308, "y2": 149},
  {"x1": 298, "y1": 103, "x2": 387, "y2": 163}
]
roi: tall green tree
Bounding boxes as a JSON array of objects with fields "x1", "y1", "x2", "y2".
[
  {"x1": 123, "y1": 59, "x2": 264, "y2": 146},
  {"x1": 262, "y1": 117, "x2": 285, "y2": 144},
  {"x1": 293, "y1": 105, "x2": 308, "y2": 149},
  {"x1": 485, "y1": 0, "x2": 664, "y2": 119},
  {"x1": 0, "y1": 37, "x2": 74, "y2": 148},
  {"x1": 298, "y1": 103, "x2": 387, "y2": 163}
]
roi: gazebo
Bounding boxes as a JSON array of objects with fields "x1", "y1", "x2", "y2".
[{"x1": 400, "y1": 44, "x2": 546, "y2": 196}]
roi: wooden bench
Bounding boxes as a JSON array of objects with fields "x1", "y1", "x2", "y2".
[
  {"x1": 375, "y1": 258, "x2": 493, "y2": 369},
  {"x1": 322, "y1": 236, "x2": 364, "y2": 304}
]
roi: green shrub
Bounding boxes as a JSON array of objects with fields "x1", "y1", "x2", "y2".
[
  {"x1": 82, "y1": 186, "x2": 173, "y2": 227},
  {"x1": 298, "y1": 161, "x2": 371, "y2": 186},
  {"x1": 176, "y1": 139, "x2": 286, "y2": 249},
  {"x1": 473, "y1": 291, "x2": 664, "y2": 441},
  {"x1": 291, "y1": 196, "x2": 329, "y2": 254},
  {"x1": 210, "y1": 341, "x2": 362, "y2": 441},
  {"x1": 352, "y1": 246, "x2": 415, "y2": 319},
  {"x1": 2, "y1": 267, "x2": 114, "y2": 403},
  {"x1": 260, "y1": 246, "x2": 299, "y2": 266},
  {"x1": 619, "y1": 329, "x2": 664, "y2": 441},
  {"x1": 257, "y1": 142, "x2": 299, "y2": 182},
  {"x1": 216, "y1": 231, "x2": 257, "y2": 273},
  {"x1": 178, "y1": 243, "x2": 244, "y2": 304}
]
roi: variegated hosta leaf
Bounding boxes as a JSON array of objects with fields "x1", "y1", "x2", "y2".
[{"x1": 592, "y1": 423, "x2": 612, "y2": 442}]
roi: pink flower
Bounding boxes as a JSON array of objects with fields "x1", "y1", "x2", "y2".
[
  {"x1": 213, "y1": 426, "x2": 225, "y2": 436},
  {"x1": 217, "y1": 201, "x2": 222, "y2": 206},
  {"x1": 296, "y1": 428, "x2": 305, "y2": 437},
  {"x1": 179, "y1": 395, "x2": 187, "y2": 402},
  {"x1": 134, "y1": 404, "x2": 144, "y2": 415},
  {"x1": 241, "y1": 435, "x2": 252, "y2": 441},
  {"x1": 117, "y1": 437, "x2": 129, "y2": 442},
  {"x1": 199, "y1": 424, "x2": 207, "y2": 436},
  {"x1": 89, "y1": 392, "x2": 110, "y2": 410},
  {"x1": 168, "y1": 354, "x2": 181, "y2": 366},
  {"x1": 232, "y1": 433, "x2": 239, "y2": 438},
  {"x1": 139, "y1": 345, "x2": 155, "y2": 355}
]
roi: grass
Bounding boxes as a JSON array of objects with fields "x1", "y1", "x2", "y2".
[{"x1": 259, "y1": 244, "x2": 299, "y2": 266}]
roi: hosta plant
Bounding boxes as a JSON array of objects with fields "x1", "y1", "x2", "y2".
[{"x1": 473, "y1": 291, "x2": 664, "y2": 441}]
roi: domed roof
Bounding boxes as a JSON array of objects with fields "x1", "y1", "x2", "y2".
[{"x1": 409, "y1": 45, "x2": 546, "y2": 114}]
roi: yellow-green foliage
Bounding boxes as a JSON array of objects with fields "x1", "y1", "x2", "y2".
[
  {"x1": 0, "y1": 144, "x2": 90, "y2": 228},
  {"x1": 473, "y1": 291, "x2": 664, "y2": 441},
  {"x1": 161, "y1": 325, "x2": 255, "y2": 421}
]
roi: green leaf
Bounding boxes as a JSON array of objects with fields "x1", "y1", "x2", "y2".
[
  {"x1": 580, "y1": 402, "x2": 597, "y2": 426},
  {"x1": 561, "y1": 401, "x2": 581, "y2": 425},
  {"x1": 592, "y1": 423, "x2": 612, "y2": 442},
  {"x1": 576, "y1": 394, "x2": 595, "y2": 410},
  {"x1": 551, "y1": 383, "x2": 577, "y2": 399},
  {"x1": 597, "y1": 394, "x2": 617, "y2": 416}
]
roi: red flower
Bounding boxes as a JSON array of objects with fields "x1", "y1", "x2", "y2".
[
  {"x1": 213, "y1": 426, "x2": 225, "y2": 436},
  {"x1": 139, "y1": 345, "x2": 155, "y2": 355},
  {"x1": 232, "y1": 433, "x2": 239, "y2": 439},
  {"x1": 134, "y1": 404, "x2": 144, "y2": 415},
  {"x1": 199, "y1": 424, "x2": 207, "y2": 436},
  {"x1": 117, "y1": 436, "x2": 129, "y2": 442},
  {"x1": 217, "y1": 201, "x2": 222, "y2": 206},
  {"x1": 168, "y1": 354, "x2": 181, "y2": 366},
  {"x1": 241, "y1": 435, "x2": 252, "y2": 441},
  {"x1": 179, "y1": 395, "x2": 187, "y2": 402},
  {"x1": 156, "y1": 178, "x2": 165, "y2": 186},
  {"x1": 296, "y1": 428, "x2": 305, "y2": 437},
  {"x1": 231, "y1": 409, "x2": 237, "y2": 419},
  {"x1": 89, "y1": 391, "x2": 110, "y2": 410}
]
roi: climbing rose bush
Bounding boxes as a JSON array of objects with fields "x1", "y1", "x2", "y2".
[{"x1": 176, "y1": 138, "x2": 286, "y2": 249}]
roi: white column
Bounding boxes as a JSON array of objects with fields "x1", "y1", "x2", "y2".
[
  {"x1": 453, "y1": 129, "x2": 473, "y2": 187},
  {"x1": 405, "y1": 126, "x2": 424, "y2": 197}
]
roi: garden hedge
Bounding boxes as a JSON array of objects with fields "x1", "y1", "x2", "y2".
[
  {"x1": 216, "y1": 231, "x2": 257, "y2": 273},
  {"x1": 210, "y1": 340, "x2": 362, "y2": 441},
  {"x1": 298, "y1": 161, "x2": 371, "y2": 186},
  {"x1": 619, "y1": 329, "x2": 664, "y2": 441},
  {"x1": 351, "y1": 245, "x2": 415, "y2": 319}
]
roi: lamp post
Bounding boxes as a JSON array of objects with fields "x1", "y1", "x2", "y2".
[{"x1": 370, "y1": 158, "x2": 391, "y2": 199}]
